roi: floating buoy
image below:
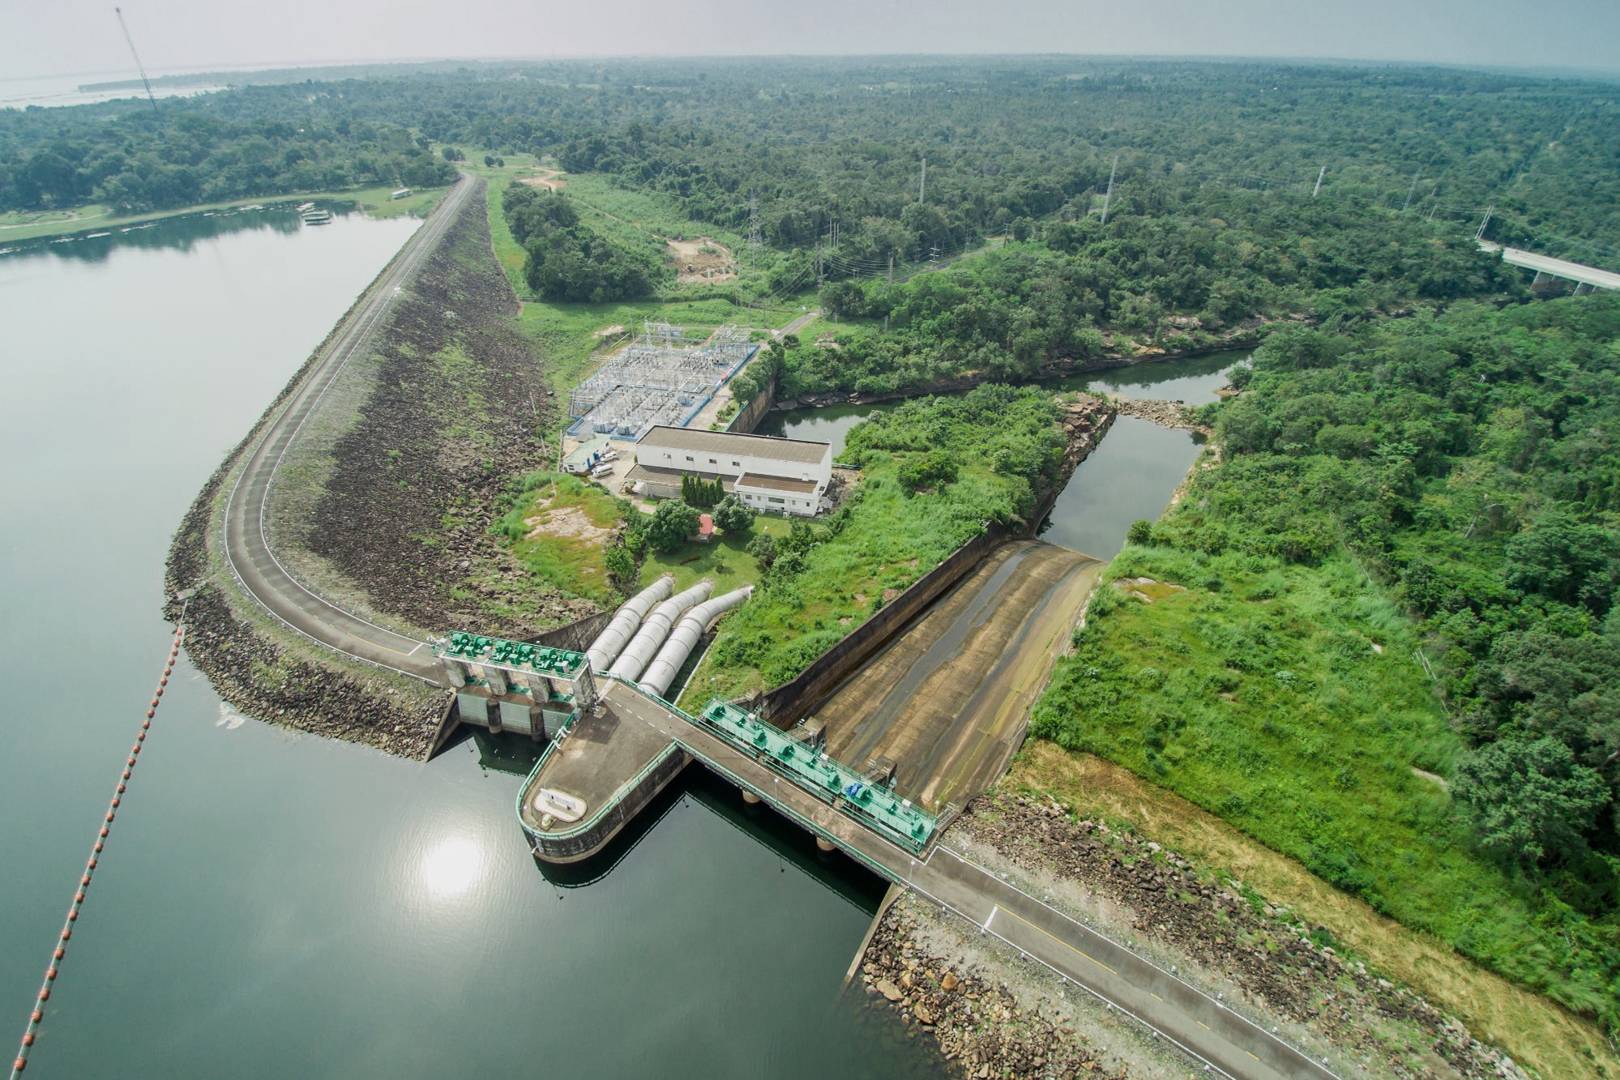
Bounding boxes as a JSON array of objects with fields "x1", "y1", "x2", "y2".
[{"x1": 14, "y1": 622, "x2": 184, "y2": 1075}]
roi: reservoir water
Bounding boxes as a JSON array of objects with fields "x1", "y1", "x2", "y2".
[{"x1": 0, "y1": 206, "x2": 935, "y2": 1078}]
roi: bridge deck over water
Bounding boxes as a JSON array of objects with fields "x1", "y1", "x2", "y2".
[{"x1": 516, "y1": 679, "x2": 1334, "y2": 1080}]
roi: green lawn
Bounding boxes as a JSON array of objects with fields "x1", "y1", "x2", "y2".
[{"x1": 639, "y1": 516, "x2": 790, "y2": 593}]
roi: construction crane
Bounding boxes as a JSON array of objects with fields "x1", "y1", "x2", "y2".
[{"x1": 114, "y1": 7, "x2": 160, "y2": 115}]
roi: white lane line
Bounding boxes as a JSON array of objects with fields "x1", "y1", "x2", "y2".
[{"x1": 983, "y1": 903, "x2": 998, "y2": 931}]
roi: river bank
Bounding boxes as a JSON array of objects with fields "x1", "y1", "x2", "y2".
[
  {"x1": 0, "y1": 184, "x2": 446, "y2": 247},
  {"x1": 769, "y1": 327, "x2": 1269, "y2": 414}
]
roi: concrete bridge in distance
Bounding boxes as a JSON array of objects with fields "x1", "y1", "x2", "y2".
[{"x1": 1481, "y1": 240, "x2": 1620, "y2": 292}]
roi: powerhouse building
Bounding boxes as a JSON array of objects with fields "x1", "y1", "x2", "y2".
[{"x1": 627, "y1": 426, "x2": 832, "y2": 516}]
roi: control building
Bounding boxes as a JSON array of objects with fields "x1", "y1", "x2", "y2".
[{"x1": 626, "y1": 426, "x2": 832, "y2": 516}]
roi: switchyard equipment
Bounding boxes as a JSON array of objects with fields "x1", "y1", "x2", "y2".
[
  {"x1": 696, "y1": 701, "x2": 937, "y2": 853},
  {"x1": 567, "y1": 324, "x2": 756, "y2": 441},
  {"x1": 436, "y1": 633, "x2": 596, "y2": 739}
]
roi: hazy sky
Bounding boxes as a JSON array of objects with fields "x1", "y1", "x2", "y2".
[{"x1": 5, "y1": 0, "x2": 1619, "y2": 82}]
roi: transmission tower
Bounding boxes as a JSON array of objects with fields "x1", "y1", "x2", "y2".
[
  {"x1": 1100, "y1": 154, "x2": 1119, "y2": 226},
  {"x1": 114, "y1": 7, "x2": 160, "y2": 115},
  {"x1": 746, "y1": 190, "x2": 762, "y2": 264}
]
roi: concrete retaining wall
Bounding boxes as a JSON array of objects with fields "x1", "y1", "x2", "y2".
[
  {"x1": 752, "y1": 525, "x2": 1008, "y2": 726},
  {"x1": 726, "y1": 371, "x2": 777, "y2": 433},
  {"x1": 536, "y1": 609, "x2": 615, "y2": 653}
]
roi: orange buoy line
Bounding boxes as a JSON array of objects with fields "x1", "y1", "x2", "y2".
[{"x1": 9, "y1": 622, "x2": 184, "y2": 1079}]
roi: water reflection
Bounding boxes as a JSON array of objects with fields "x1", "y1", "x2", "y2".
[
  {"x1": 0, "y1": 200, "x2": 370, "y2": 263},
  {"x1": 534, "y1": 765, "x2": 889, "y2": 917},
  {"x1": 419, "y1": 833, "x2": 492, "y2": 900}
]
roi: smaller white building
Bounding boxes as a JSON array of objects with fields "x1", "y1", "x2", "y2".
[{"x1": 627, "y1": 426, "x2": 832, "y2": 516}]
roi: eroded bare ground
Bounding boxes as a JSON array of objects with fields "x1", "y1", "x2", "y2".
[
  {"x1": 301, "y1": 183, "x2": 588, "y2": 639},
  {"x1": 818, "y1": 541, "x2": 1102, "y2": 811},
  {"x1": 860, "y1": 790, "x2": 1529, "y2": 1080}
]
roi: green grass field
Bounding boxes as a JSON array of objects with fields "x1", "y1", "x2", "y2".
[
  {"x1": 640, "y1": 515, "x2": 790, "y2": 593},
  {"x1": 1031, "y1": 529, "x2": 1620, "y2": 1031},
  {"x1": 493, "y1": 473, "x2": 628, "y2": 606}
]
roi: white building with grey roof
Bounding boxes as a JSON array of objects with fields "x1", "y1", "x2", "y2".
[{"x1": 627, "y1": 426, "x2": 833, "y2": 516}]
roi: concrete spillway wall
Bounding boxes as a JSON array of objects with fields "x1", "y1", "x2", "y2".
[
  {"x1": 752, "y1": 525, "x2": 1009, "y2": 727},
  {"x1": 750, "y1": 398, "x2": 1117, "y2": 728}
]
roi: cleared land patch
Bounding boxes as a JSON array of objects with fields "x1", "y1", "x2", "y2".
[{"x1": 667, "y1": 236, "x2": 736, "y2": 284}]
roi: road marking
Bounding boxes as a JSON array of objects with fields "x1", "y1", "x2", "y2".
[
  {"x1": 998, "y1": 906, "x2": 1118, "y2": 976},
  {"x1": 983, "y1": 905, "x2": 998, "y2": 931}
]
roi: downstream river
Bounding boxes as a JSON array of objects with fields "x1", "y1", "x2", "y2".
[
  {"x1": 761, "y1": 350, "x2": 1243, "y2": 559},
  {"x1": 0, "y1": 206, "x2": 930, "y2": 1078},
  {"x1": 0, "y1": 206, "x2": 1231, "y2": 1077}
]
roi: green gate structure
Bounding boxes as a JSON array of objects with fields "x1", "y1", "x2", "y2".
[
  {"x1": 435, "y1": 632, "x2": 596, "y2": 740},
  {"x1": 694, "y1": 700, "x2": 935, "y2": 854}
]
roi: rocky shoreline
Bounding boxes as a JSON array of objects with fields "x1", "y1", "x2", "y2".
[
  {"x1": 861, "y1": 791, "x2": 1528, "y2": 1079},
  {"x1": 1107, "y1": 396, "x2": 1208, "y2": 432}
]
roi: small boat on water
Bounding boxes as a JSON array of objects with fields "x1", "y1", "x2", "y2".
[
  {"x1": 301, "y1": 208, "x2": 332, "y2": 226},
  {"x1": 295, "y1": 202, "x2": 315, "y2": 213},
  {"x1": 85, "y1": 231, "x2": 112, "y2": 238}
]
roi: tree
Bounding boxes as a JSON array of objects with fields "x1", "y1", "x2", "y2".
[
  {"x1": 897, "y1": 450, "x2": 959, "y2": 493},
  {"x1": 713, "y1": 494, "x2": 755, "y2": 535},
  {"x1": 1453, "y1": 737, "x2": 1610, "y2": 869},
  {"x1": 604, "y1": 540, "x2": 637, "y2": 590},
  {"x1": 746, "y1": 532, "x2": 777, "y2": 570},
  {"x1": 441, "y1": 146, "x2": 464, "y2": 161},
  {"x1": 645, "y1": 500, "x2": 701, "y2": 554},
  {"x1": 1127, "y1": 519, "x2": 1155, "y2": 546}
]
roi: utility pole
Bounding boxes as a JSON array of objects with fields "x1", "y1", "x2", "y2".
[
  {"x1": 887, "y1": 251, "x2": 894, "y2": 283},
  {"x1": 1475, "y1": 205, "x2": 1495, "y2": 242},
  {"x1": 1100, "y1": 153, "x2": 1119, "y2": 226},
  {"x1": 114, "y1": 7, "x2": 159, "y2": 115},
  {"x1": 1312, "y1": 165, "x2": 1326, "y2": 198},
  {"x1": 918, "y1": 156, "x2": 926, "y2": 205}
]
